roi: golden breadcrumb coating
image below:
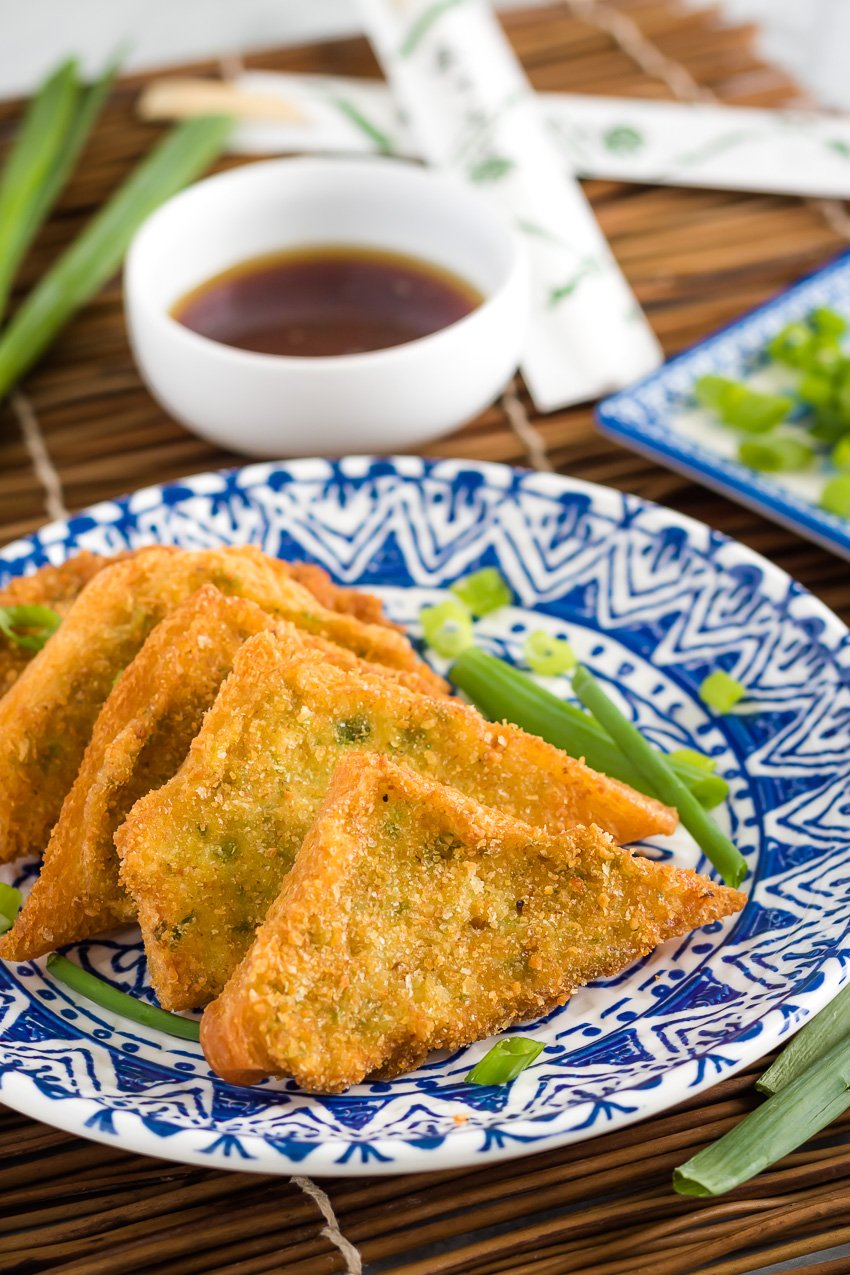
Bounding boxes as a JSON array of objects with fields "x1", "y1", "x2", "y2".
[
  {"x1": 201, "y1": 753, "x2": 744, "y2": 1091},
  {"x1": 287, "y1": 562, "x2": 397, "y2": 630},
  {"x1": 117, "y1": 633, "x2": 677, "y2": 1011},
  {"x1": 0, "y1": 587, "x2": 450, "y2": 961},
  {"x1": 0, "y1": 551, "x2": 128, "y2": 697},
  {"x1": 0, "y1": 545, "x2": 443, "y2": 864}
]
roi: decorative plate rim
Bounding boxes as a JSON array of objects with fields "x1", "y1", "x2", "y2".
[{"x1": 0, "y1": 455, "x2": 847, "y2": 1177}]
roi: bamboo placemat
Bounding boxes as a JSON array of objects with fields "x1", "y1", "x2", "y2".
[{"x1": 3, "y1": 3, "x2": 850, "y2": 1273}]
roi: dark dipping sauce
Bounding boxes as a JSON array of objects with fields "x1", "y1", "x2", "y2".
[{"x1": 171, "y1": 245, "x2": 483, "y2": 358}]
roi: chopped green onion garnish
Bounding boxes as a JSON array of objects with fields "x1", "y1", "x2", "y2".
[
  {"x1": 0, "y1": 603, "x2": 61, "y2": 652},
  {"x1": 571, "y1": 665, "x2": 747, "y2": 888},
  {"x1": 523, "y1": 630, "x2": 577, "y2": 677},
  {"x1": 811, "y1": 307, "x2": 848, "y2": 340},
  {"x1": 667, "y1": 747, "x2": 716, "y2": 773},
  {"x1": 738, "y1": 436, "x2": 814, "y2": 473},
  {"x1": 799, "y1": 370, "x2": 835, "y2": 410},
  {"x1": 832, "y1": 435, "x2": 850, "y2": 471},
  {"x1": 465, "y1": 1036, "x2": 545, "y2": 1085},
  {"x1": 450, "y1": 648, "x2": 728, "y2": 809},
  {"x1": 0, "y1": 883, "x2": 23, "y2": 936},
  {"x1": 450, "y1": 567, "x2": 512, "y2": 617},
  {"x1": 699, "y1": 669, "x2": 746, "y2": 714},
  {"x1": 810, "y1": 408, "x2": 850, "y2": 443},
  {"x1": 0, "y1": 114, "x2": 232, "y2": 400},
  {"x1": 694, "y1": 374, "x2": 734, "y2": 413},
  {"x1": 674, "y1": 1032, "x2": 850, "y2": 1197},
  {"x1": 694, "y1": 376, "x2": 791, "y2": 433},
  {"x1": 768, "y1": 321, "x2": 817, "y2": 368},
  {"x1": 820, "y1": 474, "x2": 850, "y2": 518},
  {"x1": 420, "y1": 598, "x2": 474, "y2": 658},
  {"x1": 46, "y1": 953, "x2": 200, "y2": 1042}
]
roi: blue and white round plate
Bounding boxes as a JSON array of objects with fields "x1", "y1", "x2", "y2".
[{"x1": 1, "y1": 456, "x2": 849, "y2": 1176}]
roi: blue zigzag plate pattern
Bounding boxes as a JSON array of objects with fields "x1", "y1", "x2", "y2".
[{"x1": 1, "y1": 456, "x2": 849, "y2": 1176}]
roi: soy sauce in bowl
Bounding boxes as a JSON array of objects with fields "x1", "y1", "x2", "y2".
[{"x1": 171, "y1": 245, "x2": 483, "y2": 358}]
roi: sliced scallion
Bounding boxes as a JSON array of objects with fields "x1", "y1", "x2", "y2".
[
  {"x1": 571, "y1": 665, "x2": 747, "y2": 887},
  {"x1": 46, "y1": 953, "x2": 200, "y2": 1042},
  {"x1": 0, "y1": 114, "x2": 232, "y2": 400},
  {"x1": 450, "y1": 567, "x2": 512, "y2": 617},
  {"x1": 465, "y1": 1036, "x2": 545, "y2": 1085},
  {"x1": 820, "y1": 474, "x2": 850, "y2": 518},
  {"x1": 0, "y1": 883, "x2": 23, "y2": 935},
  {"x1": 0, "y1": 604, "x2": 61, "y2": 651},
  {"x1": 738, "y1": 437, "x2": 814, "y2": 473},
  {"x1": 420, "y1": 598, "x2": 473, "y2": 658},
  {"x1": 699, "y1": 669, "x2": 746, "y2": 714},
  {"x1": 523, "y1": 629, "x2": 577, "y2": 677}
]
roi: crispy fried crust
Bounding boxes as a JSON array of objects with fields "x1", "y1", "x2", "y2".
[
  {"x1": 288, "y1": 562, "x2": 396, "y2": 630},
  {"x1": 0, "y1": 589, "x2": 452, "y2": 960},
  {"x1": 0, "y1": 545, "x2": 443, "y2": 864},
  {"x1": 117, "y1": 633, "x2": 677, "y2": 1011},
  {"x1": 201, "y1": 754, "x2": 745, "y2": 1091},
  {"x1": 0, "y1": 551, "x2": 125, "y2": 697}
]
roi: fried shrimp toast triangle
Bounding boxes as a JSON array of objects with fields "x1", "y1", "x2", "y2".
[
  {"x1": 117, "y1": 633, "x2": 677, "y2": 1011},
  {"x1": 0, "y1": 544, "x2": 443, "y2": 863},
  {"x1": 287, "y1": 562, "x2": 397, "y2": 630},
  {"x1": 0, "y1": 590, "x2": 443, "y2": 961},
  {"x1": 0, "y1": 550, "x2": 128, "y2": 697},
  {"x1": 201, "y1": 754, "x2": 745, "y2": 1091}
]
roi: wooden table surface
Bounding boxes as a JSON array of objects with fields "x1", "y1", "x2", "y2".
[{"x1": 3, "y1": 3, "x2": 850, "y2": 1272}]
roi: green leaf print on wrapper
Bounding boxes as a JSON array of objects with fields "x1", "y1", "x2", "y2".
[
  {"x1": 468, "y1": 156, "x2": 514, "y2": 182},
  {"x1": 548, "y1": 258, "x2": 602, "y2": 306},
  {"x1": 399, "y1": 0, "x2": 467, "y2": 57},
  {"x1": 604, "y1": 126, "x2": 643, "y2": 155},
  {"x1": 331, "y1": 97, "x2": 395, "y2": 154}
]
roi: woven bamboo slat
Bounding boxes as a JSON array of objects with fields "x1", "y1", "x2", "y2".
[{"x1": 2, "y1": 2, "x2": 850, "y2": 1272}]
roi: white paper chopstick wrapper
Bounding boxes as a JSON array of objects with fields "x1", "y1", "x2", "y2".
[
  {"x1": 354, "y1": 0, "x2": 662, "y2": 412},
  {"x1": 214, "y1": 72, "x2": 850, "y2": 203}
]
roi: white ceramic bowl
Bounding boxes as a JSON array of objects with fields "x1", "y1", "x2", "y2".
[{"x1": 124, "y1": 156, "x2": 529, "y2": 457}]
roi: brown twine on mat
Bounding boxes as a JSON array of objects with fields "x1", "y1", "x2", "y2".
[
  {"x1": 290, "y1": 1176, "x2": 363, "y2": 1274},
  {"x1": 562, "y1": 0, "x2": 850, "y2": 246},
  {"x1": 10, "y1": 389, "x2": 69, "y2": 523},
  {"x1": 500, "y1": 388, "x2": 554, "y2": 472}
]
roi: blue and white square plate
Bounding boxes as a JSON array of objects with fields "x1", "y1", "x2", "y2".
[
  {"x1": 597, "y1": 251, "x2": 850, "y2": 561},
  {"x1": 1, "y1": 455, "x2": 849, "y2": 1177}
]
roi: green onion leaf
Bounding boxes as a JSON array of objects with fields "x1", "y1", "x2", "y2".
[
  {"x1": 0, "y1": 114, "x2": 232, "y2": 401},
  {"x1": 523, "y1": 630, "x2": 577, "y2": 677},
  {"x1": 674, "y1": 1032, "x2": 850, "y2": 1197},
  {"x1": 0, "y1": 59, "x2": 80, "y2": 320},
  {"x1": 420, "y1": 598, "x2": 474, "y2": 658},
  {"x1": 571, "y1": 665, "x2": 747, "y2": 887},
  {"x1": 0, "y1": 883, "x2": 23, "y2": 936},
  {"x1": 450, "y1": 648, "x2": 727, "y2": 809},
  {"x1": 832, "y1": 435, "x2": 850, "y2": 472},
  {"x1": 465, "y1": 1036, "x2": 545, "y2": 1085},
  {"x1": 738, "y1": 436, "x2": 814, "y2": 473},
  {"x1": 758, "y1": 983, "x2": 850, "y2": 1096},
  {"x1": 450, "y1": 567, "x2": 512, "y2": 617},
  {"x1": 699, "y1": 669, "x2": 746, "y2": 714},
  {"x1": 0, "y1": 603, "x2": 61, "y2": 652},
  {"x1": 46, "y1": 953, "x2": 200, "y2": 1042},
  {"x1": 820, "y1": 474, "x2": 850, "y2": 518}
]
